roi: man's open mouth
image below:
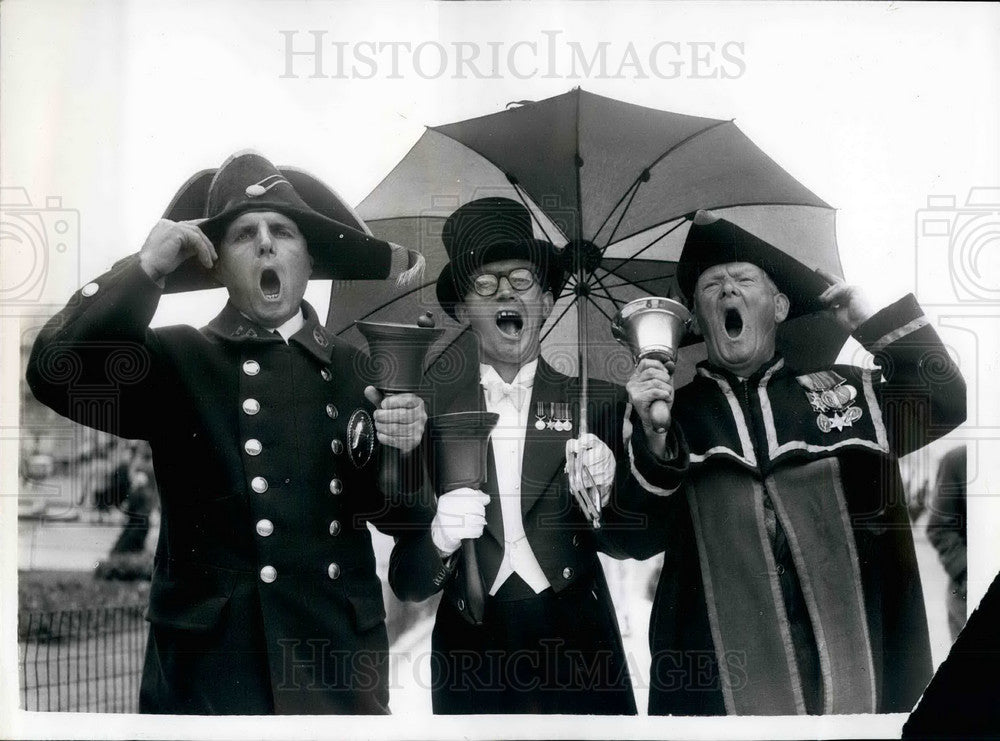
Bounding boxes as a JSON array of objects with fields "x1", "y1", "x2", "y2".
[
  {"x1": 260, "y1": 269, "x2": 281, "y2": 301},
  {"x1": 724, "y1": 307, "x2": 744, "y2": 339},
  {"x1": 495, "y1": 309, "x2": 524, "y2": 339}
]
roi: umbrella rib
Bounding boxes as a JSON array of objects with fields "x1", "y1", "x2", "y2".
[
  {"x1": 591, "y1": 179, "x2": 641, "y2": 247},
  {"x1": 599, "y1": 200, "x2": 835, "y2": 251},
  {"x1": 510, "y1": 181, "x2": 558, "y2": 245},
  {"x1": 588, "y1": 270, "x2": 625, "y2": 308},
  {"x1": 332, "y1": 278, "x2": 437, "y2": 335},
  {"x1": 601, "y1": 181, "x2": 645, "y2": 248},
  {"x1": 541, "y1": 295, "x2": 579, "y2": 343},
  {"x1": 584, "y1": 295, "x2": 615, "y2": 323},
  {"x1": 599, "y1": 267, "x2": 677, "y2": 297},
  {"x1": 602, "y1": 218, "x2": 688, "y2": 277},
  {"x1": 599, "y1": 268, "x2": 680, "y2": 291},
  {"x1": 591, "y1": 118, "x2": 733, "y2": 248}
]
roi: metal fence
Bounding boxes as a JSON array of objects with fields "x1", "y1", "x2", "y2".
[{"x1": 19, "y1": 605, "x2": 148, "y2": 713}]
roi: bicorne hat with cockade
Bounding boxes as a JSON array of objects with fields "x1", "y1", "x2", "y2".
[
  {"x1": 160, "y1": 151, "x2": 395, "y2": 293},
  {"x1": 435, "y1": 197, "x2": 564, "y2": 319},
  {"x1": 676, "y1": 209, "x2": 832, "y2": 319}
]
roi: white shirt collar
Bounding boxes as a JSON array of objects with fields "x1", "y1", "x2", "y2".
[
  {"x1": 479, "y1": 358, "x2": 539, "y2": 389},
  {"x1": 272, "y1": 310, "x2": 305, "y2": 343},
  {"x1": 238, "y1": 309, "x2": 305, "y2": 343}
]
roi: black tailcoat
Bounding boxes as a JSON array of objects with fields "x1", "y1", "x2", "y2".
[{"x1": 390, "y1": 334, "x2": 643, "y2": 714}]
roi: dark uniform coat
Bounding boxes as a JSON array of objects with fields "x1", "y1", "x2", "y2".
[
  {"x1": 390, "y1": 343, "x2": 644, "y2": 714},
  {"x1": 617, "y1": 294, "x2": 966, "y2": 716},
  {"x1": 26, "y1": 256, "x2": 437, "y2": 714}
]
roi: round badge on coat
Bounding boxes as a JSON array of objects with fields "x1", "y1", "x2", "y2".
[{"x1": 347, "y1": 408, "x2": 375, "y2": 469}]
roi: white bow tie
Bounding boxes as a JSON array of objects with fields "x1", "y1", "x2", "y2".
[{"x1": 482, "y1": 378, "x2": 532, "y2": 409}]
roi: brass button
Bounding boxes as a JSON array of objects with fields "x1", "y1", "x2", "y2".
[
  {"x1": 572, "y1": 534, "x2": 580, "y2": 547},
  {"x1": 329, "y1": 520, "x2": 341, "y2": 536},
  {"x1": 242, "y1": 398, "x2": 260, "y2": 415},
  {"x1": 456, "y1": 598, "x2": 466, "y2": 611},
  {"x1": 251, "y1": 476, "x2": 268, "y2": 494},
  {"x1": 321, "y1": 368, "x2": 332, "y2": 381},
  {"x1": 329, "y1": 478, "x2": 343, "y2": 495},
  {"x1": 242, "y1": 360, "x2": 260, "y2": 376},
  {"x1": 256, "y1": 519, "x2": 274, "y2": 537},
  {"x1": 244, "y1": 439, "x2": 262, "y2": 456},
  {"x1": 562, "y1": 567, "x2": 574, "y2": 580},
  {"x1": 81, "y1": 282, "x2": 99, "y2": 297},
  {"x1": 776, "y1": 564, "x2": 785, "y2": 576},
  {"x1": 330, "y1": 439, "x2": 344, "y2": 455},
  {"x1": 327, "y1": 562, "x2": 341, "y2": 580},
  {"x1": 326, "y1": 403, "x2": 338, "y2": 420},
  {"x1": 259, "y1": 565, "x2": 277, "y2": 583}
]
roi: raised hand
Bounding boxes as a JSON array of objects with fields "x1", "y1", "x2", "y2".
[
  {"x1": 626, "y1": 357, "x2": 676, "y2": 435},
  {"x1": 816, "y1": 267, "x2": 874, "y2": 333},
  {"x1": 138, "y1": 219, "x2": 217, "y2": 285}
]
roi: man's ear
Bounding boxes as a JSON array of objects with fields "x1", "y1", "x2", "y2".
[
  {"x1": 691, "y1": 314, "x2": 702, "y2": 337},
  {"x1": 689, "y1": 303, "x2": 703, "y2": 337},
  {"x1": 541, "y1": 291, "x2": 554, "y2": 320},
  {"x1": 774, "y1": 292, "x2": 790, "y2": 324},
  {"x1": 454, "y1": 302, "x2": 470, "y2": 325}
]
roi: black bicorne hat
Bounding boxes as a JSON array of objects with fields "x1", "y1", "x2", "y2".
[
  {"x1": 676, "y1": 209, "x2": 832, "y2": 318},
  {"x1": 160, "y1": 151, "x2": 393, "y2": 293},
  {"x1": 435, "y1": 197, "x2": 564, "y2": 319}
]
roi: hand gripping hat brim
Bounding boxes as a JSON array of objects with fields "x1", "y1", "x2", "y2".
[
  {"x1": 676, "y1": 209, "x2": 832, "y2": 319},
  {"x1": 435, "y1": 197, "x2": 564, "y2": 319},
  {"x1": 160, "y1": 152, "x2": 393, "y2": 293}
]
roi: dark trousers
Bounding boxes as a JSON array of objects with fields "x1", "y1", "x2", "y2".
[{"x1": 430, "y1": 574, "x2": 636, "y2": 715}]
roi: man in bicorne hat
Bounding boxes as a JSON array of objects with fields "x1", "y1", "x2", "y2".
[
  {"x1": 26, "y1": 151, "x2": 437, "y2": 714},
  {"x1": 618, "y1": 209, "x2": 966, "y2": 715},
  {"x1": 388, "y1": 197, "x2": 648, "y2": 715}
]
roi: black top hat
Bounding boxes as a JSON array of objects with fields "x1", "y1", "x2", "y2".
[
  {"x1": 435, "y1": 197, "x2": 563, "y2": 319},
  {"x1": 160, "y1": 151, "x2": 393, "y2": 293},
  {"x1": 676, "y1": 209, "x2": 831, "y2": 318}
]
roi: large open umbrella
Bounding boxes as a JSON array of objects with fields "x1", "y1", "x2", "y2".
[{"x1": 329, "y1": 88, "x2": 846, "y2": 401}]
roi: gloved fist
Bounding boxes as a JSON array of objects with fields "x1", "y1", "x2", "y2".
[
  {"x1": 431, "y1": 487, "x2": 490, "y2": 556},
  {"x1": 565, "y1": 433, "x2": 615, "y2": 524}
]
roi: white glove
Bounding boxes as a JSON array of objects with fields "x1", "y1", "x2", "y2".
[
  {"x1": 431, "y1": 487, "x2": 490, "y2": 556},
  {"x1": 565, "y1": 433, "x2": 616, "y2": 523}
]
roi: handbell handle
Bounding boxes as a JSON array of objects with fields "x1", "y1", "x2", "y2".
[
  {"x1": 650, "y1": 399, "x2": 671, "y2": 434},
  {"x1": 461, "y1": 539, "x2": 486, "y2": 625}
]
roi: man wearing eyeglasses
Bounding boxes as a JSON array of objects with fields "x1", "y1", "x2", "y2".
[{"x1": 388, "y1": 197, "x2": 639, "y2": 715}]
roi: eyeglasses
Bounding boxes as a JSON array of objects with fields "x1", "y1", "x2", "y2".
[{"x1": 471, "y1": 268, "x2": 538, "y2": 297}]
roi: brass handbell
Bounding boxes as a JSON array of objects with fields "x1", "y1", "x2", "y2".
[{"x1": 611, "y1": 297, "x2": 691, "y2": 433}]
